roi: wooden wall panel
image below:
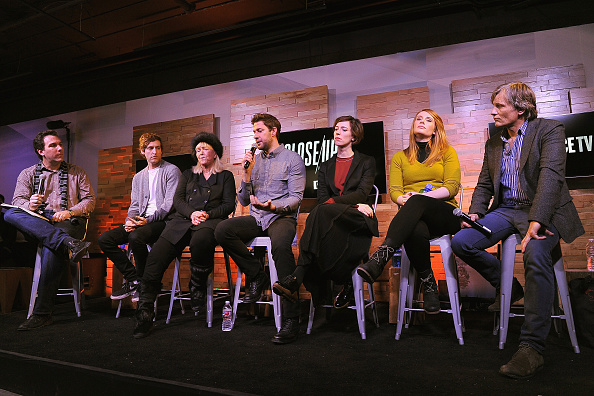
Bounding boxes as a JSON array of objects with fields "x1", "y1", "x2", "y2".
[{"x1": 229, "y1": 86, "x2": 329, "y2": 164}]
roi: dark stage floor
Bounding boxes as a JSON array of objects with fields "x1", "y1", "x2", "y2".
[{"x1": 0, "y1": 296, "x2": 592, "y2": 396}]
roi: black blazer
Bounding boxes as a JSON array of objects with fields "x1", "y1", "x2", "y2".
[
  {"x1": 160, "y1": 168, "x2": 236, "y2": 245},
  {"x1": 317, "y1": 151, "x2": 376, "y2": 205}
]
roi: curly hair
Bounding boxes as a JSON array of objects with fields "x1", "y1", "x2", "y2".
[{"x1": 138, "y1": 133, "x2": 163, "y2": 155}]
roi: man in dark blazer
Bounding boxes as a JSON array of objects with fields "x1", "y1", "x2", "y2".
[{"x1": 451, "y1": 82, "x2": 584, "y2": 379}]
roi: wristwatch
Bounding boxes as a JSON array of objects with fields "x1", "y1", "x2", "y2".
[{"x1": 69, "y1": 210, "x2": 75, "y2": 217}]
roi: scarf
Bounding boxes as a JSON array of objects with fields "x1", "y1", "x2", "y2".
[{"x1": 34, "y1": 161, "x2": 69, "y2": 212}]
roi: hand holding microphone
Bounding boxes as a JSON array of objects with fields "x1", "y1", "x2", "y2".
[
  {"x1": 37, "y1": 174, "x2": 46, "y2": 196},
  {"x1": 243, "y1": 144, "x2": 257, "y2": 169},
  {"x1": 29, "y1": 174, "x2": 46, "y2": 211},
  {"x1": 453, "y1": 208, "x2": 492, "y2": 236}
]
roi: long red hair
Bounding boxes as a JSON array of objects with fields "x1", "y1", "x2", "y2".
[{"x1": 404, "y1": 109, "x2": 450, "y2": 167}]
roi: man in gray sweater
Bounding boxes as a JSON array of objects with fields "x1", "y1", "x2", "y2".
[{"x1": 99, "y1": 133, "x2": 181, "y2": 300}]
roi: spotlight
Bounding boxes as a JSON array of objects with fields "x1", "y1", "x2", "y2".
[
  {"x1": 46, "y1": 120, "x2": 71, "y2": 130},
  {"x1": 45, "y1": 120, "x2": 72, "y2": 161}
]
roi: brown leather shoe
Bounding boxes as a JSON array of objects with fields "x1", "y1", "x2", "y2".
[
  {"x1": 499, "y1": 343, "x2": 544, "y2": 379},
  {"x1": 17, "y1": 314, "x2": 52, "y2": 331},
  {"x1": 272, "y1": 275, "x2": 299, "y2": 303}
]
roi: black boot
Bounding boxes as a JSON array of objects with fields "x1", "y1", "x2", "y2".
[
  {"x1": 62, "y1": 237, "x2": 91, "y2": 263},
  {"x1": 357, "y1": 244, "x2": 395, "y2": 284},
  {"x1": 272, "y1": 317, "x2": 300, "y2": 344},
  {"x1": 189, "y1": 266, "x2": 211, "y2": 312},
  {"x1": 243, "y1": 271, "x2": 269, "y2": 303},
  {"x1": 133, "y1": 282, "x2": 158, "y2": 339},
  {"x1": 419, "y1": 269, "x2": 440, "y2": 314}
]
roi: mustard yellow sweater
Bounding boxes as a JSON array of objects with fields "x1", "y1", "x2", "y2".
[{"x1": 389, "y1": 145, "x2": 461, "y2": 207}]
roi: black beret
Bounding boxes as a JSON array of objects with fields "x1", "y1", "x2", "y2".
[{"x1": 190, "y1": 132, "x2": 224, "y2": 161}]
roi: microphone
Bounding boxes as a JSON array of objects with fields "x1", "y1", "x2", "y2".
[
  {"x1": 243, "y1": 144, "x2": 257, "y2": 169},
  {"x1": 37, "y1": 174, "x2": 46, "y2": 196},
  {"x1": 453, "y1": 208, "x2": 492, "y2": 236}
]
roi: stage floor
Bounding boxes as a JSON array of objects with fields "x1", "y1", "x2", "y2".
[{"x1": 0, "y1": 297, "x2": 592, "y2": 395}]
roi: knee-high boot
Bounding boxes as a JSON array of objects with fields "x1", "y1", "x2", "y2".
[
  {"x1": 189, "y1": 266, "x2": 211, "y2": 312},
  {"x1": 133, "y1": 281, "x2": 159, "y2": 339}
]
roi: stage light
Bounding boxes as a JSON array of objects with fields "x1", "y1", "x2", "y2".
[
  {"x1": 46, "y1": 120, "x2": 72, "y2": 161},
  {"x1": 46, "y1": 120, "x2": 71, "y2": 130}
]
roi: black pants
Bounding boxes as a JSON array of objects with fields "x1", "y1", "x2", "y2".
[
  {"x1": 97, "y1": 222, "x2": 165, "y2": 282},
  {"x1": 215, "y1": 215, "x2": 300, "y2": 318},
  {"x1": 142, "y1": 227, "x2": 218, "y2": 289},
  {"x1": 384, "y1": 195, "x2": 460, "y2": 273}
]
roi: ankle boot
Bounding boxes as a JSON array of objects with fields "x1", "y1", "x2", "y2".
[
  {"x1": 189, "y1": 266, "x2": 211, "y2": 312},
  {"x1": 419, "y1": 269, "x2": 440, "y2": 314},
  {"x1": 357, "y1": 245, "x2": 395, "y2": 284}
]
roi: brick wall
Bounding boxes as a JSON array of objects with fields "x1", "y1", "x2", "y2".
[
  {"x1": 88, "y1": 146, "x2": 134, "y2": 255},
  {"x1": 88, "y1": 146, "x2": 134, "y2": 295},
  {"x1": 451, "y1": 65, "x2": 586, "y2": 117},
  {"x1": 570, "y1": 87, "x2": 594, "y2": 113},
  {"x1": 229, "y1": 86, "x2": 329, "y2": 164}
]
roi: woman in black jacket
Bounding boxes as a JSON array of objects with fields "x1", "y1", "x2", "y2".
[
  {"x1": 273, "y1": 116, "x2": 378, "y2": 308},
  {"x1": 134, "y1": 132, "x2": 236, "y2": 338}
]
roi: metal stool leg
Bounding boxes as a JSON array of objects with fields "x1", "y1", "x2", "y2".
[
  {"x1": 395, "y1": 248, "x2": 411, "y2": 340},
  {"x1": 554, "y1": 257, "x2": 580, "y2": 353},
  {"x1": 498, "y1": 234, "x2": 518, "y2": 349},
  {"x1": 438, "y1": 236, "x2": 464, "y2": 345},
  {"x1": 27, "y1": 247, "x2": 43, "y2": 319},
  {"x1": 352, "y1": 270, "x2": 366, "y2": 339},
  {"x1": 206, "y1": 274, "x2": 214, "y2": 327},
  {"x1": 231, "y1": 270, "x2": 243, "y2": 329}
]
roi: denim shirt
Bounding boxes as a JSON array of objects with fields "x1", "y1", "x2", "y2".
[{"x1": 238, "y1": 145, "x2": 305, "y2": 230}]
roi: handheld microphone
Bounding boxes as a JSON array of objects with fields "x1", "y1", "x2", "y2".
[
  {"x1": 37, "y1": 174, "x2": 46, "y2": 196},
  {"x1": 243, "y1": 144, "x2": 257, "y2": 169},
  {"x1": 453, "y1": 208, "x2": 492, "y2": 236}
]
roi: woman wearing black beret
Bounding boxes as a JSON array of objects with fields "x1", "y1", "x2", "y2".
[{"x1": 133, "y1": 132, "x2": 236, "y2": 338}]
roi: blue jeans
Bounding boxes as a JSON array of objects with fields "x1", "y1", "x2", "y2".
[
  {"x1": 4, "y1": 208, "x2": 87, "y2": 315},
  {"x1": 451, "y1": 207, "x2": 560, "y2": 353}
]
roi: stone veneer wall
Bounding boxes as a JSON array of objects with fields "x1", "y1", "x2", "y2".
[{"x1": 93, "y1": 68, "x2": 594, "y2": 302}]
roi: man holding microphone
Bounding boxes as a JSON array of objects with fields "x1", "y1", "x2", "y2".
[{"x1": 4, "y1": 130, "x2": 95, "y2": 330}]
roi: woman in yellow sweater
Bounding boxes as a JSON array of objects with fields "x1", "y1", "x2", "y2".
[{"x1": 357, "y1": 109, "x2": 461, "y2": 313}]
